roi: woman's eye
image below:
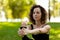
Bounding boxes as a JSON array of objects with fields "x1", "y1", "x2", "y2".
[
  {"x1": 33, "y1": 12, "x2": 35, "y2": 14},
  {"x1": 33, "y1": 12, "x2": 40, "y2": 14}
]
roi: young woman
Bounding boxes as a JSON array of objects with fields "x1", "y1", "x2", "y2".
[{"x1": 18, "y1": 5, "x2": 51, "y2": 40}]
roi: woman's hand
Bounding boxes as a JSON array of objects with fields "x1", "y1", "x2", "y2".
[
  {"x1": 18, "y1": 28, "x2": 26, "y2": 37},
  {"x1": 18, "y1": 21, "x2": 27, "y2": 37}
]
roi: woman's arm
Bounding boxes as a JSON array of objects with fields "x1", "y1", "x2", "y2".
[
  {"x1": 39, "y1": 25, "x2": 51, "y2": 33},
  {"x1": 27, "y1": 28, "x2": 40, "y2": 34},
  {"x1": 25, "y1": 25, "x2": 51, "y2": 34}
]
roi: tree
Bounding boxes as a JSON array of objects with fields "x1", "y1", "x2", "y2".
[{"x1": 9, "y1": 0, "x2": 35, "y2": 19}]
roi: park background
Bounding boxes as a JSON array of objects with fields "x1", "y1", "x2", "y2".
[{"x1": 0, "y1": 0, "x2": 60, "y2": 40}]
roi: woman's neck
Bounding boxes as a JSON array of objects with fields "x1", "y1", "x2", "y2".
[{"x1": 35, "y1": 20, "x2": 41, "y2": 27}]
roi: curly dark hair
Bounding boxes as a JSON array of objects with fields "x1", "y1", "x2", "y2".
[{"x1": 29, "y1": 5, "x2": 47, "y2": 24}]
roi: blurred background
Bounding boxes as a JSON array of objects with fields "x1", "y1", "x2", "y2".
[{"x1": 0, "y1": 0, "x2": 60, "y2": 40}]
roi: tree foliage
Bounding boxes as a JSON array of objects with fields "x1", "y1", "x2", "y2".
[{"x1": 9, "y1": 0, "x2": 35, "y2": 18}]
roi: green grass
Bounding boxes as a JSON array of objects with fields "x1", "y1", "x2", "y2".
[
  {"x1": 48, "y1": 23, "x2": 60, "y2": 40},
  {"x1": 0, "y1": 22, "x2": 22, "y2": 40},
  {"x1": 0, "y1": 22, "x2": 60, "y2": 40}
]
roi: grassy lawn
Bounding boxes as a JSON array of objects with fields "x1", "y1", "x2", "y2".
[{"x1": 0, "y1": 22, "x2": 60, "y2": 40}]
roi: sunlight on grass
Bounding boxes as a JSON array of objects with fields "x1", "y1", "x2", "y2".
[
  {"x1": 50, "y1": 28, "x2": 55, "y2": 34},
  {"x1": 57, "y1": 34, "x2": 60, "y2": 38},
  {"x1": 0, "y1": 22, "x2": 19, "y2": 27},
  {"x1": 50, "y1": 35, "x2": 54, "y2": 39},
  {"x1": 55, "y1": 30, "x2": 60, "y2": 34}
]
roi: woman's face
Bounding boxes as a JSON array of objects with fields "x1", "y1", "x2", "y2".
[{"x1": 33, "y1": 7, "x2": 41, "y2": 21}]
